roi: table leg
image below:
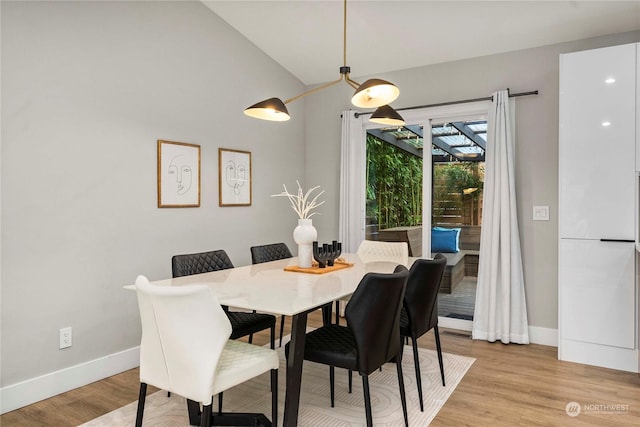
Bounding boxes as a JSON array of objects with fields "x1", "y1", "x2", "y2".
[
  {"x1": 283, "y1": 311, "x2": 308, "y2": 427},
  {"x1": 321, "y1": 302, "x2": 332, "y2": 326}
]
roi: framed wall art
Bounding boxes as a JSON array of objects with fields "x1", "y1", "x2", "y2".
[
  {"x1": 157, "y1": 140, "x2": 201, "y2": 208},
  {"x1": 218, "y1": 148, "x2": 252, "y2": 206}
]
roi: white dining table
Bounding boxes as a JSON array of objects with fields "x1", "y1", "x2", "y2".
[{"x1": 126, "y1": 252, "x2": 415, "y2": 426}]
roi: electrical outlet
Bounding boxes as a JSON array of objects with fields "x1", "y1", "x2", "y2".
[
  {"x1": 59, "y1": 327, "x2": 72, "y2": 349},
  {"x1": 533, "y1": 205, "x2": 550, "y2": 221}
]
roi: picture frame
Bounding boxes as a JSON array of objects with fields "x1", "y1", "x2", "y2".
[
  {"x1": 218, "y1": 148, "x2": 252, "y2": 206},
  {"x1": 157, "y1": 140, "x2": 201, "y2": 208}
]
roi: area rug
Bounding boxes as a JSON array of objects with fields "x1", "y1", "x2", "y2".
[{"x1": 82, "y1": 344, "x2": 474, "y2": 427}]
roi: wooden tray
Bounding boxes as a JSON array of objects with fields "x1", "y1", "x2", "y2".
[{"x1": 284, "y1": 261, "x2": 354, "y2": 275}]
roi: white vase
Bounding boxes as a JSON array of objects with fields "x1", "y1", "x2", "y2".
[{"x1": 293, "y1": 218, "x2": 317, "y2": 268}]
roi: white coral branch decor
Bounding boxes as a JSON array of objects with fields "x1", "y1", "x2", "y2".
[{"x1": 271, "y1": 181, "x2": 325, "y2": 219}]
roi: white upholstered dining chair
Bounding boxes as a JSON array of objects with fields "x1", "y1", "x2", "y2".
[
  {"x1": 134, "y1": 275, "x2": 279, "y2": 427},
  {"x1": 336, "y1": 240, "x2": 410, "y2": 322},
  {"x1": 356, "y1": 240, "x2": 409, "y2": 264}
]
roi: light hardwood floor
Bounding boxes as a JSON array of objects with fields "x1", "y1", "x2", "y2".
[{"x1": 2, "y1": 311, "x2": 639, "y2": 426}]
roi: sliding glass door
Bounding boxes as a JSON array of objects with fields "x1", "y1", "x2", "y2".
[
  {"x1": 429, "y1": 118, "x2": 486, "y2": 328},
  {"x1": 344, "y1": 101, "x2": 490, "y2": 331}
]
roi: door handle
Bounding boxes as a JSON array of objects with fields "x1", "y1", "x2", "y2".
[{"x1": 600, "y1": 239, "x2": 634, "y2": 243}]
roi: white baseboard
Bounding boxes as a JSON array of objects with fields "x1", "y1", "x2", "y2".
[
  {"x1": 0, "y1": 347, "x2": 140, "y2": 414},
  {"x1": 528, "y1": 326, "x2": 558, "y2": 347},
  {"x1": 439, "y1": 317, "x2": 558, "y2": 347},
  {"x1": 438, "y1": 316, "x2": 473, "y2": 332}
]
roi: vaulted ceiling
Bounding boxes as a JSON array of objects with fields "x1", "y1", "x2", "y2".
[{"x1": 203, "y1": 1, "x2": 640, "y2": 85}]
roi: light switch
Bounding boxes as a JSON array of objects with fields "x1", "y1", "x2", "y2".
[{"x1": 533, "y1": 205, "x2": 549, "y2": 221}]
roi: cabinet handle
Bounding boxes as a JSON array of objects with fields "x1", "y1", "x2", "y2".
[{"x1": 599, "y1": 239, "x2": 634, "y2": 243}]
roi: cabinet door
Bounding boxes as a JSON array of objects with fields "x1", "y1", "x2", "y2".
[
  {"x1": 559, "y1": 239, "x2": 635, "y2": 349},
  {"x1": 559, "y1": 44, "x2": 636, "y2": 240}
]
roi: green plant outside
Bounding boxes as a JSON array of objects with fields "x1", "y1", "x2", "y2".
[
  {"x1": 366, "y1": 135, "x2": 485, "y2": 230},
  {"x1": 366, "y1": 135, "x2": 423, "y2": 229},
  {"x1": 434, "y1": 163, "x2": 484, "y2": 200}
]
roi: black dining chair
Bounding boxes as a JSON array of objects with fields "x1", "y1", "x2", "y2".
[
  {"x1": 250, "y1": 242, "x2": 293, "y2": 347},
  {"x1": 286, "y1": 265, "x2": 410, "y2": 427},
  {"x1": 400, "y1": 253, "x2": 448, "y2": 412},
  {"x1": 172, "y1": 249, "x2": 276, "y2": 348},
  {"x1": 250, "y1": 242, "x2": 293, "y2": 265}
]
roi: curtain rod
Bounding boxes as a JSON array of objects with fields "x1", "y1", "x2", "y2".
[{"x1": 353, "y1": 90, "x2": 539, "y2": 118}]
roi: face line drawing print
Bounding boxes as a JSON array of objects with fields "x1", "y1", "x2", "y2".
[
  {"x1": 168, "y1": 154, "x2": 192, "y2": 196},
  {"x1": 225, "y1": 159, "x2": 248, "y2": 195}
]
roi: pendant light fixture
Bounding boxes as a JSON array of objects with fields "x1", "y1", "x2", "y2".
[
  {"x1": 369, "y1": 104, "x2": 405, "y2": 126},
  {"x1": 244, "y1": 0, "x2": 404, "y2": 125}
]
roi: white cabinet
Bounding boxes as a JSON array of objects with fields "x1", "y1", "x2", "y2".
[
  {"x1": 559, "y1": 43, "x2": 636, "y2": 240},
  {"x1": 559, "y1": 239, "x2": 635, "y2": 349},
  {"x1": 559, "y1": 43, "x2": 638, "y2": 372}
]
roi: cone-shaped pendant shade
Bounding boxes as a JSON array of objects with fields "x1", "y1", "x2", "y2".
[
  {"x1": 370, "y1": 105, "x2": 405, "y2": 126},
  {"x1": 244, "y1": 97, "x2": 290, "y2": 121},
  {"x1": 351, "y1": 79, "x2": 400, "y2": 108}
]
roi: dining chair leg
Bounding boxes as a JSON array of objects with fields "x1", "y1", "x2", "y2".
[
  {"x1": 270, "y1": 324, "x2": 275, "y2": 350},
  {"x1": 135, "y1": 382, "x2": 147, "y2": 427},
  {"x1": 362, "y1": 374, "x2": 373, "y2": 427},
  {"x1": 335, "y1": 300, "x2": 340, "y2": 325},
  {"x1": 395, "y1": 357, "x2": 409, "y2": 427},
  {"x1": 434, "y1": 325, "x2": 446, "y2": 386},
  {"x1": 248, "y1": 333, "x2": 254, "y2": 344},
  {"x1": 200, "y1": 403, "x2": 212, "y2": 427},
  {"x1": 217, "y1": 392, "x2": 223, "y2": 414},
  {"x1": 348, "y1": 370, "x2": 352, "y2": 393},
  {"x1": 271, "y1": 368, "x2": 278, "y2": 427},
  {"x1": 411, "y1": 335, "x2": 424, "y2": 412},
  {"x1": 186, "y1": 399, "x2": 201, "y2": 425},
  {"x1": 330, "y1": 366, "x2": 335, "y2": 407},
  {"x1": 279, "y1": 315, "x2": 285, "y2": 347}
]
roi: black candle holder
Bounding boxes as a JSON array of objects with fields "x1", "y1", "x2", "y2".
[{"x1": 313, "y1": 240, "x2": 342, "y2": 268}]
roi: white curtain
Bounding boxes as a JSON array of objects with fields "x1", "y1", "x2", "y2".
[
  {"x1": 472, "y1": 90, "x2": 529, "y2": 344},
  {"x1": 338, "y1": 110, "x2": 366, "y2": 253}
]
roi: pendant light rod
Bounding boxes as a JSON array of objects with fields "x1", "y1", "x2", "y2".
[
  {"x1": 341, "y1": 1, "x2": 364, "y2": 90},
  {"x1": 343, "y1": 0, "x2": 347, "y2": 70},
  {"x1": 285, "y1": 0, "x2": 360, "y2": 104}
]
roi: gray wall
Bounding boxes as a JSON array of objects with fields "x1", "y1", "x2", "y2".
[
  {"x1": 305, "y1": 31, "x2": 640, "y2": 331},
  {"x1": 1, "y1": 1, "x2": 306, "y2": 386}
]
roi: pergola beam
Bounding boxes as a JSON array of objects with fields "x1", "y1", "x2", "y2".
[
  {"x1": 450, "y1": 121, "x2": 486, "y2": 151},
  {"x1": 367, "y1": 129, "x2": 422, "y2": 158},
  {"x1": 367, "y1": 122, "x2": 485, "y2": 162}
]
